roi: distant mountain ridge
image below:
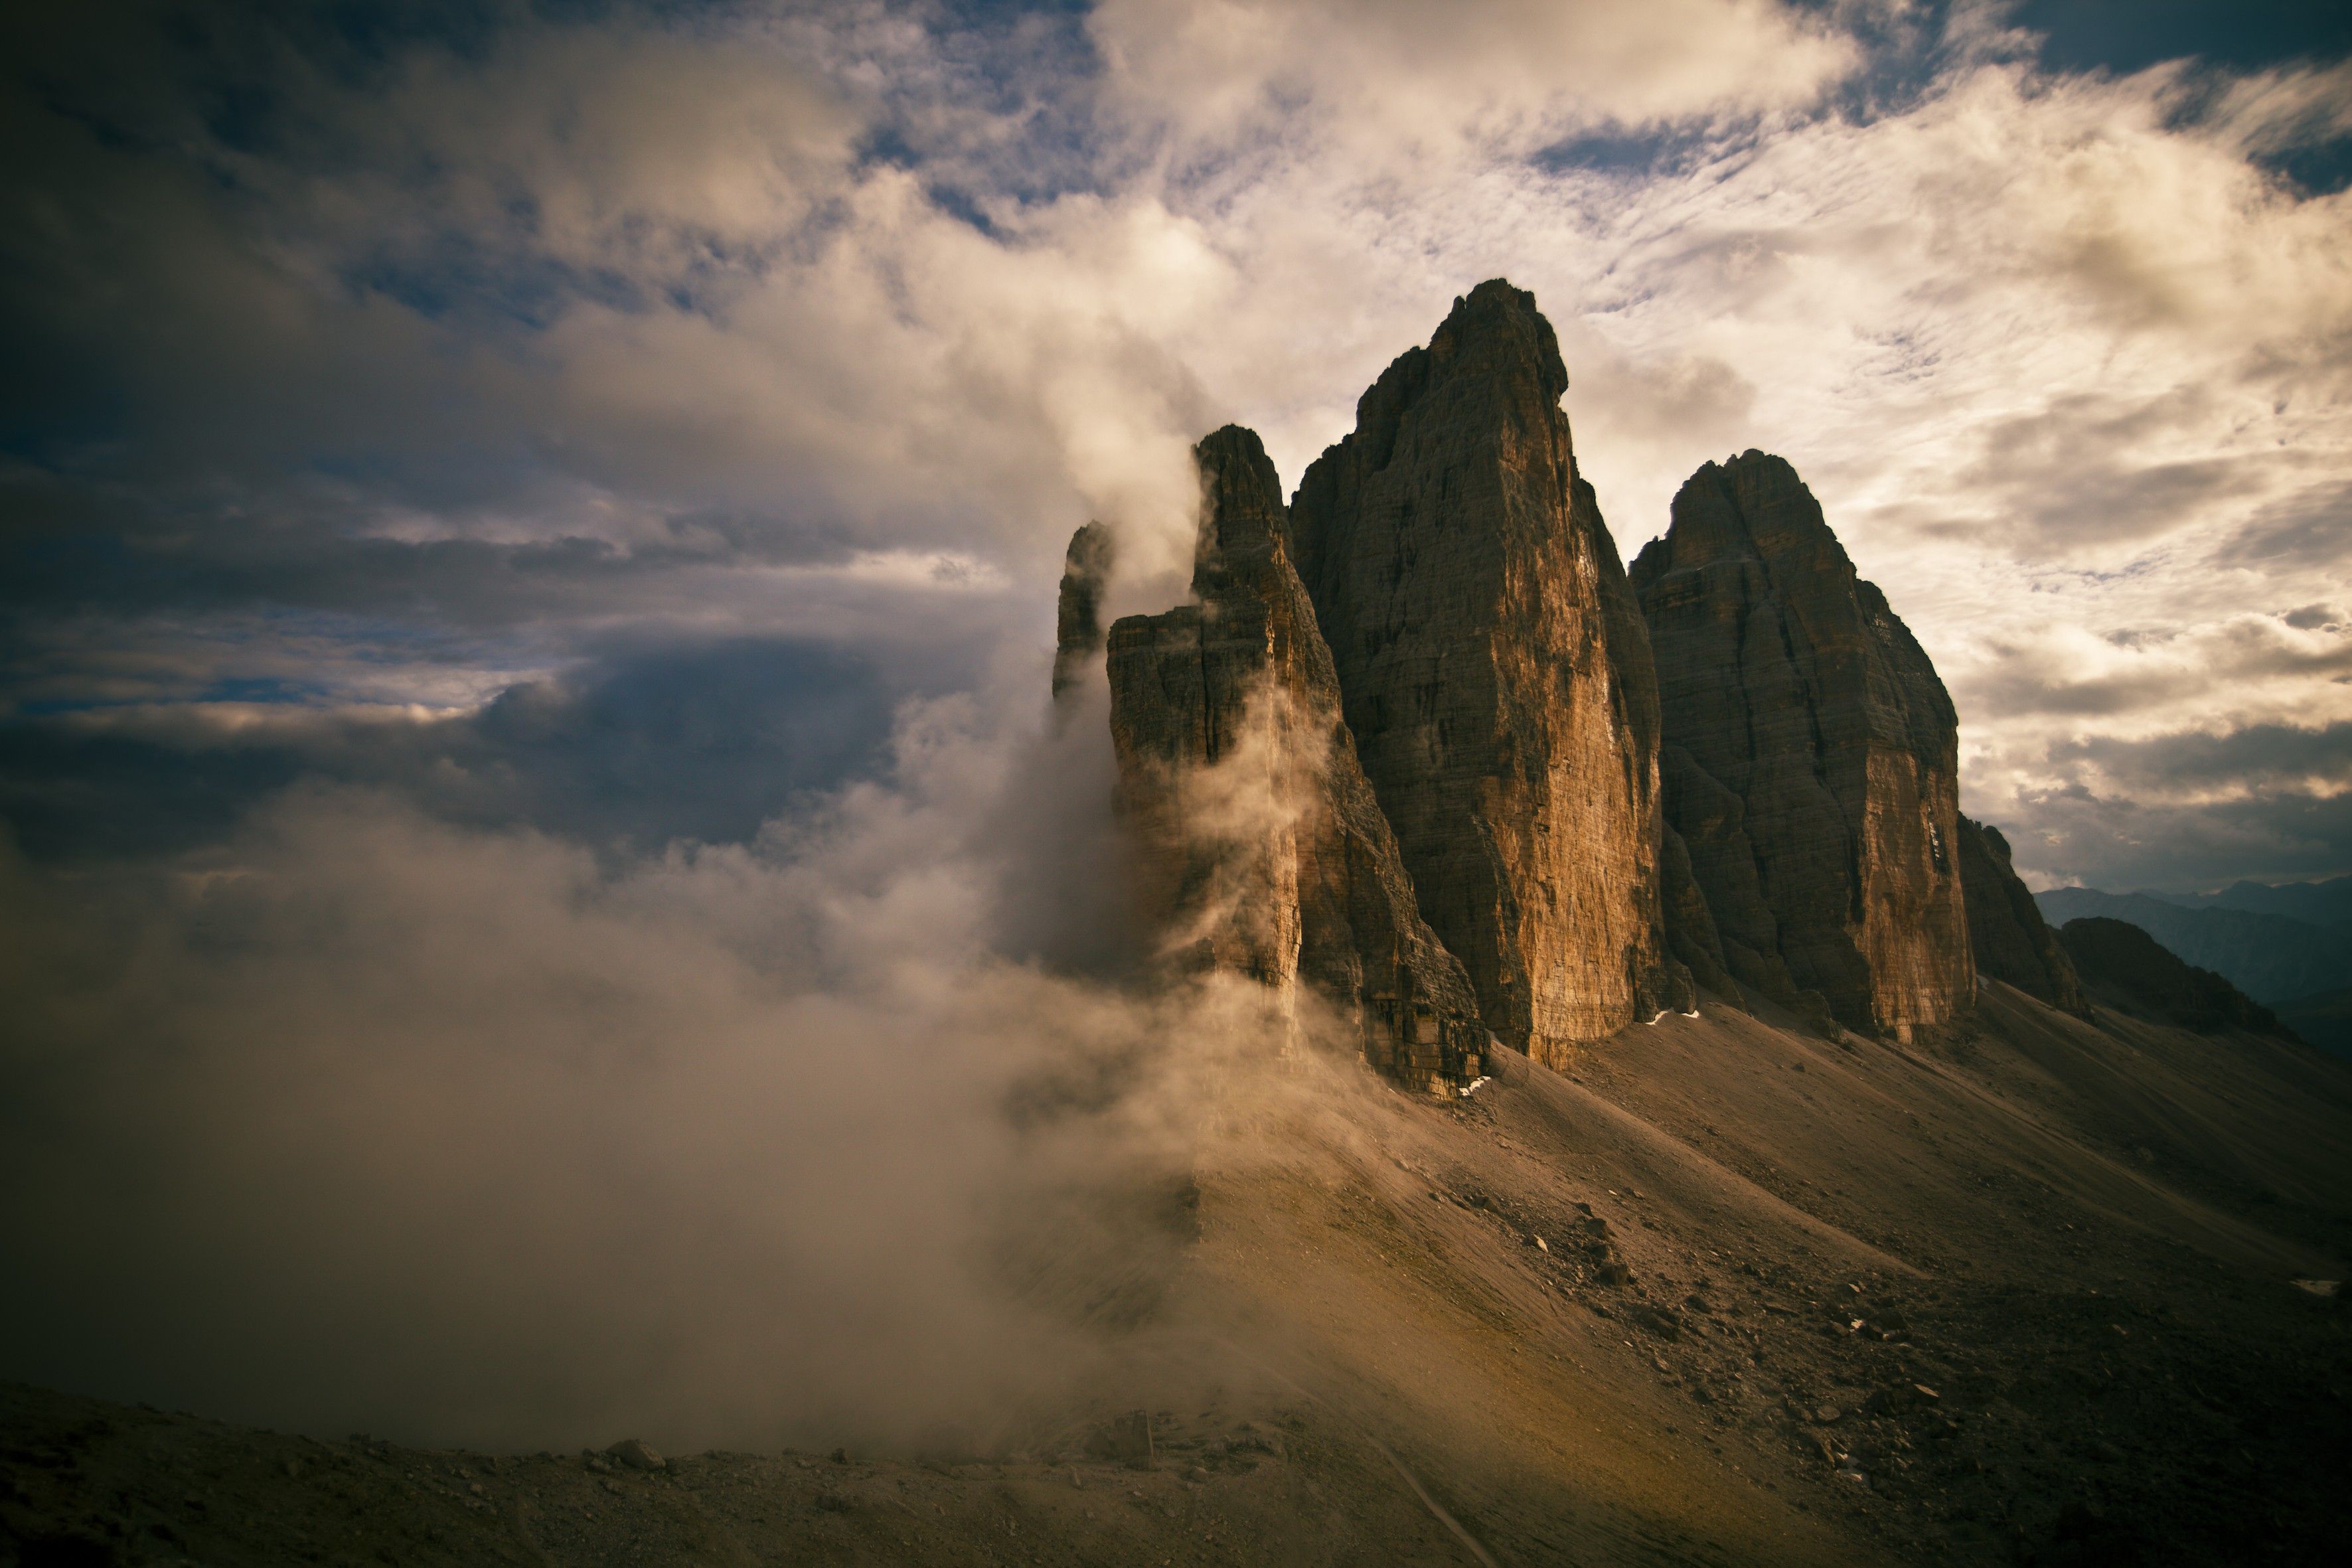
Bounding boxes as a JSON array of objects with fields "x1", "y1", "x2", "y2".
[
  {"x1": 2054, "y1": 917, "x2": 2298, "y2": 1040},
  {"x1": 2033, "y1": 888, "x2": 2351, "y2": 1006},
  {"x1": 2142, "y1": 875, "x2": 2352, "y2": 931}
]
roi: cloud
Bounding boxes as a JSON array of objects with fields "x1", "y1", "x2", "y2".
[
  {"x1": 0, "y1": 638, "x2": 917, "y2": 862},
  {"x1": 0, "y1": 683, "x2": 1329, "y2": 1449},
  {"x1": 1093, "y1": 0, "x2": 1857, "y2": 160}
]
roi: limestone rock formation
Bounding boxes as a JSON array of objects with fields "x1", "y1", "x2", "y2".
[
  {"x1": 1660, "y1": 742, "x2": 1808, "y2": 1013},
  {"x1": 1103, "y1": 426, "x2": 1486, "y2": 1091},
  {"x1": 1660, "y1": 823, "x2": 1739, "y2": 1003},
  {"x1": 1631, "y1": 451, "x2": 1972, "y2": 1036},
  {"x1": 1051, "y1": 520, "x2": 1115, "y2": 701},
  {"x1": 1285, "y1": 280, "x2": 1688, "y2": 1065},
  {"x1": 1955, "y1": 815, "x2": 2086, "y2": 1014}
]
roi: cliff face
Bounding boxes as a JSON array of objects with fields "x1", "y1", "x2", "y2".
[
  {"x1": 1102, "y1": 426, "x2": 1486, "y2": 1092},
  {"x1": 1051, "y1": 520, "x2": 1115, "y2": 702},
  {"x1": 1285, "y1": 280, "x2": 1687, "y2": 1066},
  {"x1": 1631, "y1": 452, "x2": 1972, "y2": 1036},
  {"x1": 1956, "y1": 816, "x2": 2086, "y2": 1014}
]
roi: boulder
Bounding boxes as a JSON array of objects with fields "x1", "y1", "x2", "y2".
[
  {"x1": 605, "y1": 1439, "x2": 663, "y2": 1472},
  {"x1": 1285, "y1": 280, "x2": 1689, "y2": 1065}
]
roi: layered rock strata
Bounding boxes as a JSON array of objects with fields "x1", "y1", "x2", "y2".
[
  {"x1": 1631, "y1": 452, "x2": 1972, "y2": 1036},
  {"x1": 1285, "y1": 280, "x2": 1688, "y2": 1065},
  {"x1": 1956, "y1": 815, "x2": 2086, "y2": 1014},
  {"x1": 1103, "y1": 426, "x2": 1486, "y2": 1092}
]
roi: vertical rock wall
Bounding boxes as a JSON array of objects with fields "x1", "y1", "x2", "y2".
[
  {"x1": 1285, "y1": 280, "x2": 1687, "y2": 1067},
  {"x1": 1956, "y1": 816, "x2": 2086, "y2": 1014},
  {"x1": 1630, "y1": 452, "x2": 1972, "y2": 1036},
  {"x1": 1102, "y1": 426, "x2": 1486, "y2": 1092},
  {"x1": 1051, "y1": 520, "x2": 1115, "y2": 702}
]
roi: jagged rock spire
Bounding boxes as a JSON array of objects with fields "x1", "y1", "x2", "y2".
[
  {"x1": 1050, "y1": 520, "x2": 1115, "y2": 702},
  {"x1": 1105, "y1": 426, "x2": 1487, "y2": 1092},
  {"x1": 1956, "y1": 816, "x2": 2086, "y2": 1014},
  {"x1": 1632, "y1": 451, "x2": 1972, "y2": 1037},
  {"x1": 1286, "y1": 279, "x2": 1689, "y2": 1065}
]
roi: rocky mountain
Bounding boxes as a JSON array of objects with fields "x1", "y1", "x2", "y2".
[
  {"x1": 1285, "y1": 281, "x2": 1687, "y2": 1066},
  {"x1": 1099, "y1": 426, "x2": 1486, "y2": 1091},
  {"x1": 1631, "y1": 452, "x2": 1972, "y2": 1038},
  {"x1": 1955, "y1": 816, "x2": 2086, "y2": 1014},
  {"x1": 2057, "y1": 916, "x2": 2300, "y2": 1040},
  {"x1": 2035, "y1": 887, "x2": 2352, "y2": 1006},
  {"x1": 2148, "y1": 875, "x2": 2352, "y2": 931}
]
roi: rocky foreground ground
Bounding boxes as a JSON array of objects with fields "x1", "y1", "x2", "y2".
[{"x1": 7, "y1": 977, "x2": 2349, "y2": 1567}]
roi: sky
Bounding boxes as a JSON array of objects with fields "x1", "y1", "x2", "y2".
[
  {"x1": 1, "y1": 0, "x2": 2350, "y2": 1445},
  {"x1": 3, "y1": 0, "x2": 2350, "y2": 892}
]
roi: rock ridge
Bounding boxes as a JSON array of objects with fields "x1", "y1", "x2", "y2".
[{"x1": 1955, "y1": 815, "x2": 2086, "y2": 1014}]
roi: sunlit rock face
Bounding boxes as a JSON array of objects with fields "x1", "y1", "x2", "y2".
[
  {"x1": 1632, "y1": 451, "x2": 1973, "y2": 1037},
  {"x1": 1956, "y1": 815, "x2": 2086, "y2": 1015},
  {"x1": 1285, "y1": 280, "x2": 1687, "y2": 1067},
  {"x1": 1101, "y1": 426, "x2": 1486, "y2": 1093}
]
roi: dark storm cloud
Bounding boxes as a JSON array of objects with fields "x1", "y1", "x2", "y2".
[
  {"x1": 0, "y1": 462, "x2": 871, "y2": 631},
  {"x1": 0, "y1": 638, "x2": 917, "y2": 863},
  {"x1": 1988, "y1": 722, "x2": 2352, "y2": 890},
  {"x1": 2049, "y1": 720, "x2": 2352, "y2": 795},
  {"x1": 2005, "y1": 781, "x2": 2352, "y2": 892}
]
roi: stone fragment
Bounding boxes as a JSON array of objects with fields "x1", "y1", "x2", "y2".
[
  {"x1": 1632, "y1": 452, "x2": 1973, "y2": 1036},
  {"x1": 1286, "y1": 279, "x2": 1689, "y2": 1064},
  {"x1": 1955, "y1": 815, "x2": 2086, "y2": 1013},
  {"x1": 1106, "y1": 426, "x2": 1486, "y2": 1090},
  {"x1": 605, "y1": 1439, "x2": 663, "y2": 1472}
]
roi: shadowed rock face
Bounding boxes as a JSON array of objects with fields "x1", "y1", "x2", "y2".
[
  {"x1": 1631, "y1": 452, "x2": 1972, "y2": 1036},
  {"x1": 2059, "y1": 917, "x2": 2298, "y2": 1039},
  {"x1": 1285, "y1": 280, "x2": 1687, "y2": 1065},
  {"x1": 1102, "y1": 426, "x2": 1486, "y2": 1091},
  {"x1": 1956, "y1": 816, "x2": 2086, "y2": 1014},
  {"x1": 1051, "y1": 521, "x2": 1115, "y2": 702}
]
